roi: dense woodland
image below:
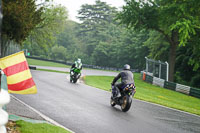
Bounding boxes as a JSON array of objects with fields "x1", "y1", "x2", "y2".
[{"x1": 1, "y1": 0, "x2": 200, "y2": 88}]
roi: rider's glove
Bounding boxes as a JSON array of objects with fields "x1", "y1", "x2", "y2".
[
  {"x1": 111, "y1": 86, "x2": 115, "y2": 89},
  {"x1": 111, "y1": 83, "x2": 115, "y2": 89}
]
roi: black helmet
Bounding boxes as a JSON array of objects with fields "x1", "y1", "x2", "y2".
[{"x1": 124, "y1": 64, "x2": 130, "y2": 70}]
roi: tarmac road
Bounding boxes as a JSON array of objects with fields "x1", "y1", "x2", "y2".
[{"x1": 13, "y1": 70, "x2": 200, "y2": 133}]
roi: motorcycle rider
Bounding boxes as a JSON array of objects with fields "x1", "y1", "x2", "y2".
[
  {"x1": 70, "y1": 58, "x2": 82, "y2": 76},
  {"x1": 111, "y1": 64, "x2": 135, "y2": 98}
]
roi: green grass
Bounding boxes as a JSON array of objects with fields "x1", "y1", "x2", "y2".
[
  {"x1": 27, "y1": 58, "x2": 200, "y2": 115},
  {"x1": 27, "y1": 58, "x2": 70, "y2": 68},
  {"x1": 37, "y1": 68, "x2": 69, "y2": 74},
  {"x1": 83, "y1": 73, "x2": 200, "y2": 115},
  {"x1": 16, "y1": 120, "x2": 71, "y2": 133}
]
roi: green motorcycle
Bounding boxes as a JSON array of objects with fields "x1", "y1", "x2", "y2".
[{"x1": 70, "y1": 68, "x2": 81, "y2": 83}]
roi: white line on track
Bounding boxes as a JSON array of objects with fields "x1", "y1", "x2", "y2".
[{"x1": 11, "y1": 95, "x2": 75, "y2": 133}]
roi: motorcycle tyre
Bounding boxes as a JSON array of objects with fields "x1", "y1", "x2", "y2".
[
  {"x1": 121, "y1": 95, "x2": 132, "y2": 112},
  {"x1": 73, "y1": 79, "x2": 77, "y2": 83},
  {"x1": 110, "y1": 97, "x2": 116, "y2": 107}
]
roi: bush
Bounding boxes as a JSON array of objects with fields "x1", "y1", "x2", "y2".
[
  {"x1": 39, "y1": 55, "x2": 47, "y2": 59},
  {"x1": 51, "y1": 45, "x2": 67, "y2": 61},
  {"x1": 191, "y1": 74, "x2": 200, "y2": 89}
]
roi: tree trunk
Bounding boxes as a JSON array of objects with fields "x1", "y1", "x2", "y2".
[
  {"x1": 168, "y1": 42, "x2": 177, "y2": 81},
  {"x1": 1, "y1": 35, "x2": 10, "y2": 57},
  {"x1": 168, "y1": 31, "x2": 179, "y2": 82}
]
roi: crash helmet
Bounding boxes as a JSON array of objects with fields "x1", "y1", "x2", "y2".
[
  {"x1": 77, "y1": 58, "x2": 81, "y2": 64},
  {"x1": 124, "y1": 64, "x2": 130, "y2": 70}
]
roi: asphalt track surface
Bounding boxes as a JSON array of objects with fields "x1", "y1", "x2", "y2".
[{"x1": 13, "y1": 69, "x2": 200, "y2": 133}]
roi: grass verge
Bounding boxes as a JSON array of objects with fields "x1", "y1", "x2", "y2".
[
  {"x1": 27, "y1": 58, "x2": 70, "y2": 68},
  {"x1": 37, "y1": 68, "x2": 69, "y2": 74},
  {"x1": 27, "y1": 58, "x2": 200, "y2": 115},
  {"x1": 27, "y1": 58, "x2": 118, "y2": 72},
  {"x1": 16, "y1": 120, "x2": 71, "y2": 133},
  {"x1": 83, "y1": 73, "x2": 200, "y2": 115}
]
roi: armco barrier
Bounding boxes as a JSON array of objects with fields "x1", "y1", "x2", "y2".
[
  {"x1": 29, "y1": 66, "x2": 36, "y2": 70},
  {"x1": 189, "y1": 88, "x2": 200, "y2": 98},
  {"x1": 164, "y1": 81, "x2": 176, "y2": 91},
  {"x1": 153, "y1": 77, "x2": 165, "y2": 88},
  {"x1": 141, "y1": 71, "x2": 200, "y2": 99},
  {"x1": 145, "y1": 75, "x2": 153, "y2": 84},
  {"x1": 176, "y1": 84, "x2": 190, "y2": 95}
]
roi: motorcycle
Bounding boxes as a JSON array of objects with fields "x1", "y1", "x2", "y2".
[
  {"x1": 110, "y1": 83, "x2": 136, "y2": 112},
  {"x1": 70, "y1": 68, "x2": 81, "y2": 83}
]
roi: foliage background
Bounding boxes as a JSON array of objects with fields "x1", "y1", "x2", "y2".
[{"x1": 2, "y1": 0, "x2": 199, "y2": 88}]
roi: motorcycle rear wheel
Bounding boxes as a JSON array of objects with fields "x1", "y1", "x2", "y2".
[{"x1": 121, "y1": 95, "x2": 132, "y2": 112}]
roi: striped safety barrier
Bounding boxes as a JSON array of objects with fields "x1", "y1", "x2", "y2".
[
  {"x1": 176, "y1": 84, "x2": 190, "y2": 95},
  {"x1": 141, "y1": 71, "x2": 200, "y2": 98},
  {"x1": 153, "y1": 77, "x2": 165, "y2": 88}
]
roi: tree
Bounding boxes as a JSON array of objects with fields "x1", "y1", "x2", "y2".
[
  {"x1": 187, "y1": 29, "x2": 200, "y2": 71},
  {"x1": 121, "y1": 29, "x2": 149, "y2": 70},
  {"x1": 75, "y1": 0, "x2": 150, "y2": 69},
  {"x1": 57, "y1": 20, "x2": 78, "y2": 49},
  {"x1": 77, "y1": 0, "x2": 117, "y2": 58},
  {"x1": 1, "y1": 0, "x2": 44, "y2": 57},
  {"x1": 78, "y1": 0, "x2": 117, "y2": 32},
  {"x1": 144, "y1": 31, "x2": 169, "y2": 62},
  {"x1": 51, "y1": 45, "x2": 67, "y2": 61},
  {"x1": 0, "y1": 0, "x2": 2, "y2": 57},
  {"x1": 55, "y1": 20, "x2": 88, "y2": 62},
  {"x1": 92, "y1": 41, "x2": 113, "y2": 66},
  {"x1": 22, "y1": 4, "x2": 68, "y2": 58},
  {"x1": 117, "y1": 0, "x2": 200, "y2": 81}
]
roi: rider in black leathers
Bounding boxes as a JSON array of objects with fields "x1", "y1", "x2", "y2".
[{"x1": 111, "y1": 64, "x2": 135, "y2": 98}]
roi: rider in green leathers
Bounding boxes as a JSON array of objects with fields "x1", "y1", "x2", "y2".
[
  {"x1": 70, "y1": 58, "x2": 82, "y2": 80},
  {"x1": 71, "y1": 58, "x2": 82, "y2": 71}
]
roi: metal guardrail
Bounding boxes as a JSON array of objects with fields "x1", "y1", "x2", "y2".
[
  {"x1": 164, "y1": 81, "x2": 176, "y2": 91},
  {"x1": 190, "y1": 88, "x2": 200, "y2": 98},
  {"x1": 141, "y1": 71, "x2": 200, "y2": 99},
  {"x1": 153, "y1": 77, "x2": 165, "y2": 88}
]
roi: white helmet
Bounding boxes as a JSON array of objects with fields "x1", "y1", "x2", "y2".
[
  {"x1": 77, "y1": 58, "x2": 81, "y2": 64},
  {"x1": 124, "y1": 64, "x2": 130, "y2": 70}
]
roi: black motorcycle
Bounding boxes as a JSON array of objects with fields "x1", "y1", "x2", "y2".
[
  {"x1": 70, "y1": 68, "x2": 81, "y2": 83},
  {"x1": 110, "y1": 83, "x2": 136, "y2": 112}
]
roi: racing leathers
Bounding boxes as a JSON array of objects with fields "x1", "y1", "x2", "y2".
[{"x1": 111, "y1": 69, "x2": 135, "y2": 98}]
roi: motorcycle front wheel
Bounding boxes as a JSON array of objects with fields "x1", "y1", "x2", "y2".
[
  {"x1": 73, "y1": 79, "x2": 77, "y2": 83},
  {"x1": 110, "y1": 97, "x2": 116, "y2": 107}
]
